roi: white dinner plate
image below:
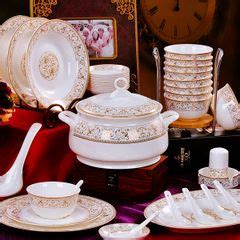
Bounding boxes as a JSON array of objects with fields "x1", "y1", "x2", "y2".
[
  {"x1": 0, "y1": 15, "x2": 29, "y2": 84},
  {"x1": 8, "y1": 18, "x2": 48, "y2": 108},
  {"x1": 0, "y1": 195, "x2": 116, "y2": 232},
  {"x1": 6, "y1": 195, "x2": 102, "y2": 227},
  {"x1": 26, "y1": 19, "x2": 89, "y2": 109}
]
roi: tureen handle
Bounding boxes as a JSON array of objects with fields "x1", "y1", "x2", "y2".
[
  {"x1": 110, "y1": 77, "x2": 131, "y2": 98},
  {"x1": 58, "y1": 111, "x2": 77, "y2": 128},
  {"x1": 162, "y1": 111, "x2": 179, "y2": 128}
]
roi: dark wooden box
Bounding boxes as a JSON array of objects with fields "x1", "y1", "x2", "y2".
[{"x1": 72, "y1": 156, "x2": 168, "y2": 201}]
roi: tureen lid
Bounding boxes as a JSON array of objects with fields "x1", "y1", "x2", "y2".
[{"x1": 77, "y1": 78, "x2": 161, "y2": 118}]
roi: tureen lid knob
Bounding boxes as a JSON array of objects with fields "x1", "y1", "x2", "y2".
[
  {"x1": 111, "y1": 77, "x2": 131, "y2": 98},
  {"x1": 114, "y1": 77, "x2": 129, "y2": 90}
]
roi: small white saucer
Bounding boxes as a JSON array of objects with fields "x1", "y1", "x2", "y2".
[
  {"x1": 99, "y1": 223, "x2": 150, "y2": 240},
  {"x1": 198, "y1": 167, "x2": 239, "y2": 188},
  {"x1": 19, "y1": 206, "x2": 88, "y2": 226}
]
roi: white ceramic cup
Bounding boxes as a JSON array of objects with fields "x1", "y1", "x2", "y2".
[{"x1": 26, "y1": 181, "x2": 80, "y2": 219}]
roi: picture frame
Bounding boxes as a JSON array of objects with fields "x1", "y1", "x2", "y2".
[
  {"x1": 64, "y1": 17, "x2": 118, "y2": 60},
  {"x1": 29, "y1": 0, "x2": 140, "y2": 92}
]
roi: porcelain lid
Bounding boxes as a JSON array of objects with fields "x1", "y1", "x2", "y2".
[{"x1": 77, "y1": 78, "x2": 161, "y2": 118}]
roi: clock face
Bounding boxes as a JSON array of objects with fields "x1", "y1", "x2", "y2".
[{"x1": 141, "y1": 0, "x2": 216, "y2": 43}]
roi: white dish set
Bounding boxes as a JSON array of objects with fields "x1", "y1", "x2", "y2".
[
  {"x1": 164, "y1": 44, "x2": 214, "y2": 120},
  {"x1": 88, "y1": 64, "x2": 130, "y2": 95},
  {"x1": 0, "y1": 15, "x2": 89, "y2": 109}
]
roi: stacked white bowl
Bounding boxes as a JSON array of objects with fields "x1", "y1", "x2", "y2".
[
  {"x1": 88, "y1": 64, "x2": 130, "y2": 94},
  {"x1": 163, "y1": 44, "x2": 213, "y2": 120}
]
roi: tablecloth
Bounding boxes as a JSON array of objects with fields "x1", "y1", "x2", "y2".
[{"x1": 0, "y1": 108, "x2": 239, "y2": 239}]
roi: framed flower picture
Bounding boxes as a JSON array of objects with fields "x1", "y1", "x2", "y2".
[
  {"x1": 66, "y1": 17, "x2": 118, "y2": 60},
  {"x1": 30, "y1": 0, "x2": 140, "y2": 92}
]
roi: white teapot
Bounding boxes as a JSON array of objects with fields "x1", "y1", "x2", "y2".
[{"x1": 59, "y1": 78, "x2": 179, "y2": 169}]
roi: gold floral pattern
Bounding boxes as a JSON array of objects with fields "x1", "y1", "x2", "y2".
[
  {"x1": 111, "y1": 0, "x2": 135, "y2": 20},
  {"x1": 74, "y1": 120, "x2": 164, "y2": 144},
  {"x1": 78, "y1": 100, "x2": 160, "y2": 118},
  {"x1": 0, "y1": 16, "x2": 29, "y2": 35},
  {"x1": 164, "y1": 59, "x2": 212, "y2": 68},
  {"x1": 165, "y1": 98, "x2": 211, "y2": 111},
  {"x1": 164, "y1": 72, "x2": 212, "y2": 81},
  {"x1": 29, "y1": 194, "x2": 78, "y2": 208},
  {"x1": 165, "y1": 52, "x2": 212, "y2": 61},
  {"x1": 39, "y1": 52, "x2": 59, "y2": 81},
  {"x1": 164, "y1": 92, "x2": 212, "y2": 102},
  {"x1": 164, "y1": 79, "x2": 213, "y2": 89},
  {"x1": 164, "y1": 65, "x2": 213, "y2": 74},
  {"x1": 32, "y1": 0, "x2": 58, "y2": 17},
  {"x1": 20, "y1": 54, "x2": 27, "y2": 77}
]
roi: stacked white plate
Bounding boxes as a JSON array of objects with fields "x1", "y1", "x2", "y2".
[
  {"x1": 0, "y1": 16, "x2": 89, "y2": 109},
  {"x1": 88, "y1": 64, "x2": 130, "y2": 94},
  {"x1": 163, "y1": 44, "x2": 213, "y2": 120}
]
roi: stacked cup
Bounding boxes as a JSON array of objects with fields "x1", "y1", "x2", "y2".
[
  {"x1": 163, "y1": 44, "x2": 213, "y2": 120},
  {"x1": 88, "y1": 64, "x2": 130, "y2": 94}
]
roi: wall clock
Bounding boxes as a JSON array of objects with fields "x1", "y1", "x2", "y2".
[{"x1": 140, "y1": 0, "x2": 216, "y2": 43}]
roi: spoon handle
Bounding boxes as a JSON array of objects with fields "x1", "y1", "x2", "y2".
[
  {"x1": 153, "y1": 47, "x2": 161, "y2": 103},
  {"x1": 212, "y1": 48, "x2": 224, "y2": 133},
  {"x1": 130, "y1": 210, "x2": 160, "y2": 234},
  {"x1": 213, "y1": 180, "x2": 240, "y2": 208}
]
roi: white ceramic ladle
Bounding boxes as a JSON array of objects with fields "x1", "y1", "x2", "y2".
[{"x1": 0, "y1": 123, "x2": 42, "y2": 197}]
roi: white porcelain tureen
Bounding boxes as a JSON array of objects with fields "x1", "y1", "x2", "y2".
[{"x1": 59, "y1": 78, "x2": 179, "y2": 169}]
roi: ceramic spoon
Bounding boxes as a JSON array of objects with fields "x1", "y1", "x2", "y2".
[
  {"x1": 213, "y1": 180, "x2": 240, "y2": 210},
  {"x1": 164, "y1": 190, "x2": 192, "y2": 224},
  {"x1": 0, "y1": 123, "x2": 42, "y2": 197},
  {"x1": 200, "y1": 184, "x2": 234, "y2": 220},
  {"x1": 109, "y1": 210, "x2": 162, "y2": 238},
  {"x1": 182, "y1": 188, "x2": 215, "y2": 225}
]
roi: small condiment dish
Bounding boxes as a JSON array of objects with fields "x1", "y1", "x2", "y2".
[
  {"x1": 26, "y1": 181, "x2": 81, "y2": 219},
  {"x1": 98, "y1": 223, "x2": 150, "y2": 240}
]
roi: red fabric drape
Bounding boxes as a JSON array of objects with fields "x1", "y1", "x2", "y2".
[{"x1": 0, "y1": 108, "x2": 75, "y2": 200}]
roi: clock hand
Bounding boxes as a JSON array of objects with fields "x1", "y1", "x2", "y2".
[{"x1": 174, "y1": 0, "x2": 180, "y2": 11}]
